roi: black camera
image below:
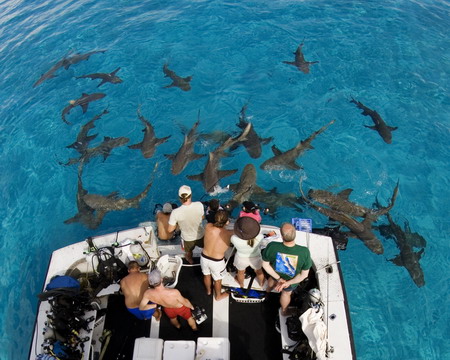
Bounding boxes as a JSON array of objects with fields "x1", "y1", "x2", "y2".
[{"x1": 192, "y1": 305, "x2": 207, "y2": 325}]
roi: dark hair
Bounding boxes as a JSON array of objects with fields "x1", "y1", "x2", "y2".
[
  {"x1": 209, "y1": 198, "x2": 220, "y2": 211},
  {"x1": 214, "y1": 210, "x2": 229, "y2": 228},
  {"x1": 242, "y1": 201, "x2": 258, "y2": 214},
  {"x1": 128, "y1": 261, "x2": 139, "y2": 270}
]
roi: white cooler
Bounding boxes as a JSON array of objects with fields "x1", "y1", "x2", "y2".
[
  {"x1": 196, "y1": 337, "x2": 230, "y2": 360},
  {"x1": 163, "y1": 340, "x2": 196, "y2": 360},
  {"x1": 132, "y1": 337, "x2": 164, "y2": 360}
]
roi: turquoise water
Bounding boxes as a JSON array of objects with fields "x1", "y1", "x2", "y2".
[{"x1": 1, "y1": 0, "x2": 449, "y2": 359}]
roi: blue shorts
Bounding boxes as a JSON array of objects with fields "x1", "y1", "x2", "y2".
[{"x1": 127, "y1": 306, "x2": 156, "y2": 320}]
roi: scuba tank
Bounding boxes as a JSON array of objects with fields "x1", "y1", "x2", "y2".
[{"x1": 130, "y1": 241, "x2": 150, "y2": 267}]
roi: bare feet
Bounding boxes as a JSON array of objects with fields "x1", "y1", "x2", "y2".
[
  {"x1": 214, "y1": 291, "x2": 229, "y2": 301},
  {"x1": 153, "y1": 308, "x2": 162, "y2": 321}
]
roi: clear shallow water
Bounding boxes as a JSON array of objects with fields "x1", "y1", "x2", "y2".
[{"x1": 0, "y1": 0, "x2": 449, "y2": 359}]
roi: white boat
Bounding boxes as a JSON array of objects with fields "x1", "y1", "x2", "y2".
[{"x1": 29, "y1": 222, "x2": 356, "y2": 360}]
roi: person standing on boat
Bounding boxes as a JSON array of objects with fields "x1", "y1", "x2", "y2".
[
  {"x1": 168, "y1": 185, "x2": 205, "y2": 264},
  {"x1": 231, "y1": 216, "x2": 266, "y2": 288},
  {"x1": 204, "y1": 198, "x2": 223, "y2": 223},
  {"x1": 120, "y1": 261, "x2": 161, "y2": 321},
  {"x1": 155, "y1": 202, "x2": 176, "y2": 240},
  {"x1": 262, "y1": 223, "x2": 312, "y2": 315},
  {"x1": 140, "y1": 269, "x2": 198, "y2": 331},
  {"x1": 201, "y1": 210, "x2": 233, "y2": 301}
]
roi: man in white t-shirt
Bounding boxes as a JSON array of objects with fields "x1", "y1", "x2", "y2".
[{"x1": 168, "y1": 185, "x2": 205, "y2": 264}]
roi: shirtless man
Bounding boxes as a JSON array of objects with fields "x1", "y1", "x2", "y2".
[
  {"x1": 200, "y1": 210, "x2": 233, "y2": 300},
  {"x1": 139, "y1": 269, "x2": 198, "y2": 331},
  {"x1": 120, "y1": 261, "x2": 161, "y2": 320},
  {"x1": 155, "y1": 203, "x2": 175, "y2": 240}
]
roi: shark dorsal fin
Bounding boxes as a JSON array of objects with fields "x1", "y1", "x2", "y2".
[
  {"x1": 271, "y1": 145, "x2": 283, "y2": 156},
  {"x1": 338, "y1": 188, "x2": 353, "y2": 199}
]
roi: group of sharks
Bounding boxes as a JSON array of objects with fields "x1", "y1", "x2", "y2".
[{"x1": 37, "y1": 44, "x2": 418, "y2": 285}]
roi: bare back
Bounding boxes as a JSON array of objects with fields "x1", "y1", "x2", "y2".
[
  {"x1": 203, "y1": 223, "x2": 233, "y2": 259},
  {"x1": 156, "y1": 211, "x2": 173, "y2": 240},
  {"x1": 120, "y1": 272, "x2": 149, "y2": 308},
  {"x1": 142, "y1": 286, "x2": 192, "y2": 309}
]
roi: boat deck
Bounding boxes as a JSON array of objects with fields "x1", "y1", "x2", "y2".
[{"x1": 102, "y1": 258, "x2": 289, "y2": 360}]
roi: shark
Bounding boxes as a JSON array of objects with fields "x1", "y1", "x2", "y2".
[
  {"x1": 33, "y1": 57, "x2": 66, "y2": 88},
  {"x1": 187, "y1": 123, "x2": 251, "y2": 193},
  {"x1": 64, "y1": 163, "x2": 106, "y2": 229},
  {"x1": 227, "y1": 164, "x2": 265, "y2": 210},
  {"x1": 164, "y1": 118, "x2": 205, "y2": 175},
  {"x1": 76, "y1": 67, "x2": 122, "y2": 87},
  {"x1": 230, "y1": 103, "x2": 273, "y2": 159},
  {"x1": 260, "y1": 119, "x2": 335, "y2": 170},
  {"x1": 308, "y1": 188, "x2": 373, "y2": 218},
  {"x1": 300, "y1": 181, "x2": 400, "y2": 254},
  {"x1": 63, "y1": 136, "x2": 129, "y2": 166},
  {"x1": 61, "y1": 92, "x2": 106, "y2": 125},
  {"x1": 66, "y1": 109, "x2": 109, "y2": 154},
  {"x1": 128, "y1": 108, "x2": 171, "y2": 159},
  {"x1": 251, "y1": 187, "x2": 305, "y2": 217},
  {"x1": 163, "y1": 63, "x2": 192, "y2": 91},
  {"x1": 82, "y1": 163, "x2": 158, "y2": 213},
  {"x1": 282, "y1": 42, "x2": 319, "y2": 74},
  {"x1": 61, "y1": 49, "x2": 107, "y2": 70},
  {"x1": 350, "y1": 98, "x2": 398, "y2": 144},
  {"x1": 379, "y1": 213, "x2": 425, "y2": 287}
]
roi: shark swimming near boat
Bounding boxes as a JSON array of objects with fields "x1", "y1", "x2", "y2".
[
  {"x1": 164, "y1": 117, "x2": 205, "y2": 175},
  {"x1": 260, "y1": 120, "x2": 335, "y2": 170},
  {"x1": 308, "y1": 188, "x2": 373, "y2": 218},
  {"x1": 229, "y1": 103, "x2": 273, "y2": 159},
  {"x1": 62, "y1": 136, "x2": 129, "y2": 166},
  {"x1": 61, "y1": 92, "x2": 106, "y2": 124},
  {"x1": 64, "y1": 163, "x2": 105, "y2": 229},
  {"x1": 66, "y1": 109, "x2": 109, "y2": 154},
  {"x1": 82, "y1": 164, "x2": 158, "y2": 213},
  {"x1": 301, "y1": 180, "x2": 400, "y2": 254},
  {"x1": 350, "y1": 98, "x2": 398, "y2": 144},
  {"x1": 61, "y1": 49, "x2": 107, "y2": 70},
  {"x1": 128, "y1": 108, "x2": 171, "y2": 159},
  {"x1": 283, "y1": 42, "x2": 319, "y2": 74},
  {"x1": 251, "y1": 187, "x2": 305, "y2": 217},
  {"x1": 379, "y1": 213, "x2": 425, "y2": 287},
  {"x1": 187, "y1": 123, "x2": 251, "y2": 194},
  {"x1": 162, "y1": 63, "x2": 192, "y2": 91},
  {"x1": 227, "y1": 164, "x2": 265, "y2": 210},
  {"x1": 76, "y1": 67, "x2": 123, "y2": 87}
]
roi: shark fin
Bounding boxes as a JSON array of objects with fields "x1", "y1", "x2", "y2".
[
  {"x1": 164, "y1": 153, "x2": 175, "y2": 160},
  {"x1": 338, "y1": 188, "x2": 353, "y2": 199},
  {"x1": 81, "y1": 104, "x2": 89, "y2": 113},
  {"x1": 187, "y1": 174, "x2": 203, "y2": 182},
  {"x1": 188, "y1": 153, "x2": 205, "y2": 161},
  {"x1": 261, "y1": 136, "x2": 273, "y2": 145},
  {"x1": 389, "y1": 254, "x2": 404, "y2": 266},
  {"x1": 364, "y1": 125, "x2": 378, "y2": 130},
  {"x1": 217, "y1": 169, "x2": 238, "y2": 179},
  {"x1": 111, "y1": 67, "x2": 121, "y2": 75},
  {"x1": 416, "y1": 248, "x2": 425, "y2": 260},
  {"x1": 388, "y1": 126, "x2": 398, "y2": 131},
  {"x1": 155, "y1": 135, "x2": 171, "y2": 145},
  {"x1": 271, "y1": 144, "x2": 283, "y2": 156}
]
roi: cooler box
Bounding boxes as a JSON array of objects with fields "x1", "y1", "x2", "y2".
[
  {"x1": 163, "y1": 340, "x2": 196, "y2": 360},
  {"x1": 132, "y1": 337, "x2": 164, "y2": 360},
  {"x1": 196, "y1": 337, "x2": 230, "y2": 360}
]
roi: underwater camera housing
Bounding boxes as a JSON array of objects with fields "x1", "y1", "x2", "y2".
[{"x1": 192, "y1": 305, "x2": 207, "y2": 325}]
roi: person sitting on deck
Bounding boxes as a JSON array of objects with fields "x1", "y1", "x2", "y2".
[
  {"x1": 168, "y1": 185, "x2": 205, "y2": 264},
  {"x1": 231, "y1": 216, "x2": 265, "y2": 288},
  {"x1": 120, "y1": 261, "x2": 161, "y2": 321},
  {"x1": 139, "y1": 269, "x2": 198, "y2": 331},
  {"x1": 239, "y1": 201, "x2": 262, "y2": 223},
  {"x1": 201, "y1": 210, "x2": 234, "y2": 301},
  {"x1": 262, "y1": 223, "x2": 312, "y2": 316},
  {"x1": 155, "y1": 202, "x2": 177, "y2": 240}
]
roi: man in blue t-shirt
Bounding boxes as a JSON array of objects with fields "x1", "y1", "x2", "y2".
[{"x1": 262, "y1": 222, "x2": 312, "y2": 315}]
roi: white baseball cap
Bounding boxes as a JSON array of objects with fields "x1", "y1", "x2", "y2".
[{"x1": 178, "y1": 185, "x2": 192, "y2": 197}]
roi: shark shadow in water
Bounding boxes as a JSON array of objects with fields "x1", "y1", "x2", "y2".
[{"x1": 128, "y1": 107, "x2": 171, "y2": 159}]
